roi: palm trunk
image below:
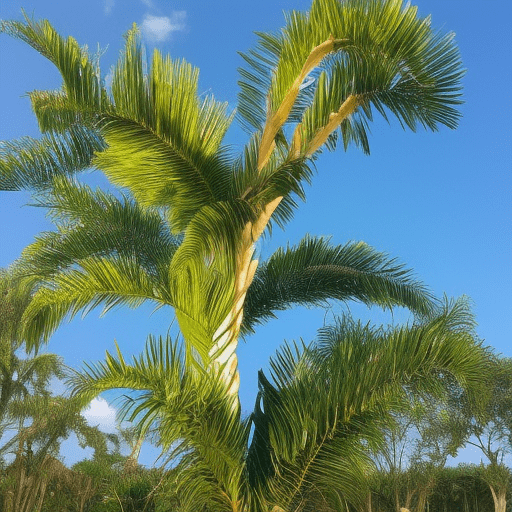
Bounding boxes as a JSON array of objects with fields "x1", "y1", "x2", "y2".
[
  {"x1": 489, "y1": 484, "x2": 507, "y2": 512},
  {"x1": 124, "y1": 434, "x2": 144, "y2": 473},
  {"x1": 207, "y1": 37, "x2": 360, "y2": 398}
]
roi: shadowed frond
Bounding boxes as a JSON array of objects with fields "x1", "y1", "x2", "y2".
[
  {"x1": 248, "y1": 298, "x2": 488, "y2": 510},
  {"x1": 20, "y1": 178, "x2": 180, "y2": 280},
  {"x1": 242, "y1": 236, "x2": 436, "y2": 334}
]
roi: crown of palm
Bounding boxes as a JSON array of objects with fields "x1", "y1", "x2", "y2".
[{"x1": 0, "y1": 0, "x2": 463, "y2": 363}]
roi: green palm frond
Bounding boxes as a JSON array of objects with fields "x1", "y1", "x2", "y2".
[
  {"x1": 20, "y1": 178, "x2": 180, "y2": 280},
  {"x1": 248, "y1": 298, "x2": 487, "y2": 510},
  {"x1": 0, "y1": 127, "x2": 104, "y2": 191},
  {"x1": 93, "y1": 116, "x2": 232, "y2": 233},
  {"x1": 70, "y1": 335, "x2": 249, "y2": 510},
  {"x1": 231, "y1": 133, "x2": 315, "y2": 230},
  {"x1": 242, "y1": 235, "x2": 436, "y2": 334},
  {"x1": 0, "y1": 13, "x2": 107, "y2": 112},
  {"x1": 22, "y1": 255, "x2": 168, "y2": 348},
  {"x1": 97, "y1": 29, "x2": 235, "y2": 230},
  {"x1": 11, "y1": 180, "x2": 180, "y2": 348},
  {"x1": 27, "y1": 89, "x2": 96, "y2": 133},
  {"x1": 1, "y1": 17, "x2": 235, "y2": 232},
  {"x1": 237, "y1": 0, "x2": 463, "y2": 154}
]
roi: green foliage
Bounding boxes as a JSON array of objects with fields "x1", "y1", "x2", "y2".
[
  {"x1": 238, "y1": 0, "x2": 464, "y2": 140},
  {"x1": 0, "y1": 2, "x2": 480, "y2": 510},
  {"x1": 0, "y1": 0, "x2": 463, "y2": 360},
  {"x1": 65, "y1": 301, "x2": 489, "y2": 511}
]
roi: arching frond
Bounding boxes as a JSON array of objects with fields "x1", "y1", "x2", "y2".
[
  {"x1": 0, "y1": 127, "x2": 104, "y2": 191},
  {"x1": 97, "y1": 29, "x2": 235, "y2": 230},
  {"x1": 0, "y1": 13, "x2": 107, "y2": 112},
  {"x1": 20, "y1": 178, "x2": 180, "y2": 280},
  {"x1": 70, "y1": 335, "x2": 249, "y2": 510},
  {"x1": 248, "y1": 298, "x2": 488, "y2": 510},
  {"x1": 1, "y1": 17, "x2": 235, "y2": 232},
  {"x1": 22, "y1": 255, "x2": 169, "y2": 348},
  {"x1": 242, "y1": 236, "x2": 436, "y2": 334},
  {"x1": 237, "y1": 0, "x2": 463, "y2": 156}
]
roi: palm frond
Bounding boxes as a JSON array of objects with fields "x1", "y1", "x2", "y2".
[
  {"x1": 0, "y1": 13, "x2": 107, "y2": 112},
  {"x1": 237, "y1": 0, "x2": 464, "y2": 156},
  {"x1": 248, "y1": 298, "x2": 488, "y2": 510},
  {"x1": 93, "y1": 26, "x2": 235, "y2": 231},
  {"x1": 70, "y1": 335, "x2": 249, "y2": 510},
  {"x1": 20, "y1": 178, "x2": 180, "y2": 281},
  {"x1": 21, "y1": 255, "x2": 168, "y2": 348},
  {"x1": 2, "y1": 17, "x2": 235, "y2": 231},
  {"x1": 242, "y1": 235, "x2": 436, "y2": 335},
  {"x1": 0, "y1": 127, "x2": 104, "y2": 191},
  {"x1": 27, "y1": 89, "x2": 96, "y2": 133}
]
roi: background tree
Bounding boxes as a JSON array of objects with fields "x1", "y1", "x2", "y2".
[
  {"x1": 453, "y1": 356, "x2": 512, "y2": 512},
  {"x1": 372, "y1": 394, "x2": 469, "y2": 512},
  {"x1": 0, "y1": 268, "x2": 63, "y2": 447}
]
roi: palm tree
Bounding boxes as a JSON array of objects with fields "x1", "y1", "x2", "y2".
[
  {"x1": 0, "y1": 269, "x2": 120, "y2": 512},
  {"x1": 69, "y1": 298, "x2": 488, "y2": 511},
  {"x1": 0, "y1": 268, "x2": 63, "y2": 450},
  {"x1": 0, "y1": 0, "x2": 463, "y2": 397}
]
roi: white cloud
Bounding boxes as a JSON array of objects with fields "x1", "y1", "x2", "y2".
[
  {"x1": 140, "y1": 12, "x2": 187, "y2": 43},
  {"x1": 140, "y1": 0, "x2": 155, "y2": 7},
  {"x1": 82, "y1": 397, "x2": 117, "y2": 433},
  {"x1": 104, "y1": 0, "x2": 115, "y2": 15},
  {"x1": 104, "y1": 70, "x2": 114, "y2": 89}
]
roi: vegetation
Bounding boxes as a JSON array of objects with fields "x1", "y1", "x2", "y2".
[{"x1": 0, "y1": 0, "x2": 509, "y2": 511}]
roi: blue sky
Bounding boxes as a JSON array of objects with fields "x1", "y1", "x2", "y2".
[{"x1": 1, "y1": 0, "x2": 511, "y2": 467}]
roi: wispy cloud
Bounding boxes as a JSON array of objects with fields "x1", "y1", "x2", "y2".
[
  {"x1": 140, "y1": 0, "x2": 155, "y2": 7},
  {"x1": 104, "y1": 0, "x2": 115, "y2": 15},
  {"x1": 83, "y1": 397, "x2": 117, "y2": 433},
  {"x1": 140, "y1": 12, "x2": 187, "y2": 43}
]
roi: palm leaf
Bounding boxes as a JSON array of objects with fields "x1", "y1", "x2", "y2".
[
  {"x1": 1, "y1": 17, "x2": 235, "y2": 232},
  {"x1": 242, "y1": 235, "x2": 436, "y2": 334},
  {"x1": 22, "y1": 255, "x2": 168, "y2": 348},
  {"x1": 0, "y1": 13, "x2": 106, "y2": 112},
  {"x1": 0, "y1": 127, "x2": 104, "y2": 191},
  {"x1": 248, "y1": 298, "x2": 488, "y2": 510},
  {"x1": 237, "y1": 0, "x2": 463, "y2": 155},
  {"x1": 20, "y1": 178, "x2": 180, "y2": 279},
  {"x1": 70, "y1": 335, "x2": 249, "y2": 511}
]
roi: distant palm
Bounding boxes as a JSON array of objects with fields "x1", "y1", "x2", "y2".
[
  {"x1": 0, "y1": 268, "x2": 63, "y2": 449},
  {"x1": 1, "y1": 0, "x2": 463, "y2": 399}
]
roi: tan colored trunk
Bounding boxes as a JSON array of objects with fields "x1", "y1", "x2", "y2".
[
  {"x1": 210, "y1": 36, "x2": 359, "y2": 398},
  {"x1": 209, "y1": 198, "x2": 283, "y2": 398},
  {"x1": 306, "y1": 95, "x2": 358, "y2": 156},
  {"x1": 124, "y1": 434, "x2": 144, "y2": 473},
  {"x1": 257, "y1": 37, "x2": 346, "y2": 170},
  {"x1": 489, "y1": 484, "x2": 507, "y2": 512},
  {"x1": 366, "y1": 491, "x2": 373, "y2": 512}
]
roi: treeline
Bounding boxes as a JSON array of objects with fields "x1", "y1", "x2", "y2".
[{"x1": 1, "y1": 458, "x2": 510, "y2": 512}]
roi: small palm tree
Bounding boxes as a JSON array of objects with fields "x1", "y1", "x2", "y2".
[
  {"x1": 0, "y1": 0, "x2": 463, "y2": 398},
  {"x1": 69, "y1": 298, "x2": 488, "y2": 511},
  {"x1": 0, "y1": 268, "x2": 63, "y2": 448}
]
